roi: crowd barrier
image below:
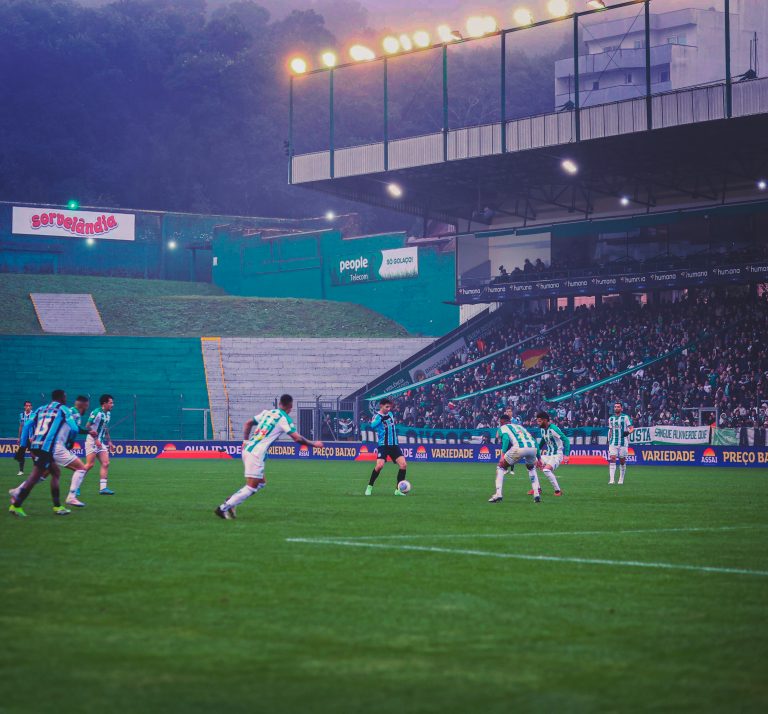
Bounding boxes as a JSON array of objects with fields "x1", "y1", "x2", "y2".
[{"x1": 2, "y1": 439, "x2": 767, "y2": 468}]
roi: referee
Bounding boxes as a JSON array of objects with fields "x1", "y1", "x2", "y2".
[{"x1": 365, "y1": 397, "x2": 409, "y2": 496}]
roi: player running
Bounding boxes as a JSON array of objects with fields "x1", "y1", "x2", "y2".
[
  {"x1": 215, "y1": 394, "x2": 322, "y2": 519},
  {"x1": 535, "y1": 411, "x2": 569, "y2": 496},
  {"x1": 9, "y1": 390, "x2": 82, "y2": 517},
  {"x1": 365, "y1": 397, "x2": 409, "y2": 496},
  {"x1": 85, "y1": 394, "x2": 115, "y2": 495},
  {"x1": 9, "y1": 396, "x2": 95, "y2": 508},
  {"x1": 607, "y1": 401, "x2": 634, "y2": 485},
  {"x1": 489, "y1": 414, "x2": 541, "y2": 504},
  {"x1": 13, "y1": 401, "x2": 33, "y2": 477}
]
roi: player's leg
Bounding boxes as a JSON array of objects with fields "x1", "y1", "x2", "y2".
[
  {"x1": 393, "y1": 451, "x2": 408, "y2": 495},
  {"x1": 9, "y1": 451, "x2": 48, "y2": 515},
  {"x1": 490, "y1": 450, "x2": 516, "y2": 502},
  {"x1": 542, "y1": 456, "x2": 562, "y2": 495},
  {"x1": 97, "y1": 450, "x2": 113, "y2": 494},
  {"x1": 48, "y1": 464, "x2": 69, "y2": 515},
  {"x1": 618, "y1": 449, "x2": 627, "y2": 484},
  {"x1": 64, "y1": 456, "x2": 89, "y2": 507},
  {"x1": 524, "y1": 452, "x2": 542, "y2": 502},
  {"x1": 216, "y1": 451, "x2": 265, "y2": 519},
  {"x1": 365, "y1": 452, "x2": 386, "y2": 495},
  {"x1": 608, "y1": 446, "x2": 617, "y2": 484},
  {"x1": 14, "y1": 445, "x2": 26, "y2": 476}
]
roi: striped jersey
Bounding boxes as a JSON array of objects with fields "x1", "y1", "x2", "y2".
[
  {"x1": 87, "y1": 407, "x2": 111, "y2": 441},
  {"x1": 499, "y1": 423, "x2": 537, "y2": 451},
  {"x1": 539, "y1": 424, "x2": 571, "y2": 457},
  {"x1": 608, "y1": 414, "x2": 633, "y2": 447},
  {"x1": 370, "y1": 411, "x2": 398, "y2": 446},
  {"x1": 23, "y1": 402, "x2": 80, "y2": 452},
  {"x1": 245, "y1": 409, "x2": 296, "y2": 454},
  {"x1": 65, "y1": 409, "x2": 84, "y2": 449},
  {"x1": 19, "y1": 410, "x2": 33, "y2": 426}
]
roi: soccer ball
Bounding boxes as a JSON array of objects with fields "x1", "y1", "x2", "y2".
[{"x1": 398, "y1": 480, "x2": 411, "y2": 494}]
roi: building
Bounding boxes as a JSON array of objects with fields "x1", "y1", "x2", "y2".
[{"x1": 555, "y1": 1, "x2": 768, "y2": 109}]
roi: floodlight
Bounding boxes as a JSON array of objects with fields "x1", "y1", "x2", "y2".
[
  {"x1": 547, "y1": 1, "x2": 570, "y2": 18},
  {"x1": 387, "y1": 183, "x2": 403, "y2": 198},
  {"x1": 321, "y1": 51, "x2": 337, "y2": 68},
  {"x1": 349, "y1": 45, "x2": 375, "y2": 61},
  {"x1": 466, "y1": 16, "x2": 487, "y2": 38},
  {"x1": 513, "y1": 8, "x2": 535, "y2": 26},
  {"x1": 413, "y1": 31, "x2": 431, "y2": 48},
  {"x1": 399, "y1": 34, "x2": 413, "y2": 51},
  {"x1": 561, "y1": 158, "x2": 579, "y2": 174},
  {"x1": 289, "y1": 57, "x2": 308, "y2": 74},
  {"x1": 382, "y1": 36, "x2": 400, "y2": 54}
]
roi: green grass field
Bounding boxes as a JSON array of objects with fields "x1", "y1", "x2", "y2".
[
  {"x1": 0, "y1": 274, "x2": 409, "y2": 337},
  {"x1": 2, "y1": 460, "x2": 767, "y2": 713}
]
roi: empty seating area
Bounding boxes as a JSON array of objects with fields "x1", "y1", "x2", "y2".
[
  {"x1": 0, "y1": 336, "x2": 209, "y2": 439},
  {"x1": 213, "y1": 337, "x2": 433, "y2": 434},
  {"x1": 30, "y1": 293, "x2": 105, "y2": 334}
]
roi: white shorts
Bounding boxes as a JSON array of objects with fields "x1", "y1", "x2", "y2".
[
  {"x1": 541, "y1": 454, "x2": 563, "y2": 470},
  {"x1": 85, "y1": 437, "x2": 108, "y2": 456},
  {"x1": 54, "y1": 442, "x2": 78, "y2": 467},
  {"x1": 504, "y1": 446, "x2": 537, "y2": 467},
  {"x1": 608, "y1": 445, "x2": 629, "y2": 459},
  {"x1": 242, "y1": 447, "x2": 266, "y2": 479}
]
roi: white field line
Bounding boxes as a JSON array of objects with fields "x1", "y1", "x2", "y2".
[
  {"x1": 286, "y1": 536, "x2": 768, "y2": 577},
  {"x1": 336, "y1": 525, "x2": 767, "y2": 541}
]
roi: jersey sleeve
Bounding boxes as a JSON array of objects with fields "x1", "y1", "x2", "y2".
[
  {"x1": 501, "y1": 430, "x2": 511, "y2": 452},
  {"x1": 625, "y1": 415, "x2": 633, "y2": 427},
  {"x1": 370, "y1": 413, "x2": 382, "y2": 429},
  {"x1": 64, "y1": 406, "x2": 81, "y2": 434},
  {"x1": 87, "y1": 409, "x2": 100, "y2": 430},
  {"x1": 554, "y1": 425, "x2": 571, "y2": 456},
  {"x1": 279, "y1": 415, "x2": 297, "y2": 435},
  {"x1": 20, "y1": 410, "x2": 36, "y2": 447}
]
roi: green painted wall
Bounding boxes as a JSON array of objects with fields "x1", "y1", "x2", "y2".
[{"x1": 212, "y1": 230, "x2": 459, "y2": 336}]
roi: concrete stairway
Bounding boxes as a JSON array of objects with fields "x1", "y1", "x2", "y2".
[{"x1": 30, "y1": 293, "x2": 106, "y2": 334}]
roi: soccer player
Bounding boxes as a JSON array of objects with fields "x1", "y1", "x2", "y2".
[
  {"x1": 215, "y1": 394, "x2": 322, "y2": 519},
  {"x1": 9, "y1": 390, "x2": 81, "y2": 517},
  {"x1": 489, "y1": 414, "x2": 541, "y2": 503},
  {"x1": 535, "y1": 411, "x2": 570, "y2": 496},
  {"x1": 9, "y1": 396, "x2": 95, "y2": 508},
  {"x1": 607, "y1": 401, "x2": 634, "y2": 485},
  {"x1": 365, "y1": 397, "x2": 409, "y2": 496},
  {"x1": 85, "y1": 394, "x2": 115, "y2": 495},
  {"x1": 14, "y1": 401, "x2": 33, "y2": 477}
]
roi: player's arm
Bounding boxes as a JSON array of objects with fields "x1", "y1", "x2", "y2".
[
  {"x1": 556, "y1": 425, "x2": 571, "y2": 462},
  {"x1": 622, "y1": 417, "x2": 634, "y2": 437},
  {"x1": 242, "y1": 418, "x2": 255, "y2": 443},
  {"x1": 104, "y1": 424, "x2": 113, "y2": 448},
  {"x1": 369, "y1": 412, "x2": 382, "y2": 429},
  {"x1": 19, "y1": 413, "x2": 35, "y2": 448},
  {"x1": 289, "y1": 431, "x2": 323, "y2": 449},
  {"x1": 87, "y1": 412, "x2": 103, "y2": 447}
]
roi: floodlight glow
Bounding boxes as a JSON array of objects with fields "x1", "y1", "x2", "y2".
[
  {"x1": 168, "y1": 240, "x2": 178, "y2": 249},
  {"x1": 513, "y1": 8, "x2": 535, "y2": 26},
  {"x1": 561, "y1": 158, "x2": 579, "y2": 175},
  {"x1": 67, "y1": 199, "x2": 80, "y2": 210},
  {"x1": 321, "y1": 51, "x2": 337, "y2": 68},
  {"x1": 587, "y1": 1, "x2": 607, "y2": 10},
  {"x1": 399, "y1": 34, "x2": 413, "y2": 51},
  {"x1": 289, "y1": 57, "x2": 308, "y2": 74},
  {"x1": 483, "y1": 16, "x2": 498, "y2": 33},
  {"x1": 547, "y1": 0, "x2": 570, "y2": 18},
  {"x1": 325, "y1": 210, "x2": 336, "y2": 220},
  {"x1": 413, "y1": 30, "x2": 431, "y2": 48},
  {"x1": 349, "y1": 44, "x2": 375, "y2": 61},
  {"x1": 466, "y1": 16, "x2": 487, "y2": 38},
  {"x1": 382, "y1": 36, "x2": 400, "y2": 53},
  {"x1": 620, "y1": 196, "x2": 630, "y2": 206},
  {"x1": 758, "y1": 180, "x2": 767, "y2": 191},
  {"x1": 86, "y1": 237, "x2": 95, "y2": 246},
  {"x1": 436, "y1": 25, "x2": 454, "y2": 43},
  {"x1": 387, "y1": 183, "x2": 403, "y2": 198}
]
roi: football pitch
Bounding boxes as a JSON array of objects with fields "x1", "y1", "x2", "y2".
[{"x1": 1, "y1": 459, "x2": 767, "y2": 713}]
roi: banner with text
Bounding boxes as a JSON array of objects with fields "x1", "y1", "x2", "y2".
[
  {"x1": 629, "y1": 425, "x2": 711, "y2": 445},
  {"x1": 457, "y1": 261, "x2": 768, "y2": 303},
  {"x1": 2, "y1": 439, "x2": 767, "y2": 467},
  {"x1": 331, "y1": 247, "x2": 418, "y2": 286},
  {"x1": 12, "y1": 206, "x2": 136, "y2": 241}
]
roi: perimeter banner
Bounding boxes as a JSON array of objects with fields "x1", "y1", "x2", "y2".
[
  {"x1": 12, "y1": 206, "x2": 136, "y2": 241},
  {"x1": 2, "y1": 440, "x2": 767, "y2": 467}
]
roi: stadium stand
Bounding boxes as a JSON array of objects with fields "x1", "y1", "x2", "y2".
[
  {"x1": 383, "y1": 293, "x2": 768, "y2": 430},
  {"x1": 0, "y1": 336, "x2": 209, "y2": 439},
  {"x1": 29, "y1": 293, "x2": 106, "y2": 334},
  {"x1": 214, "y1": 337, "x2": 433, "y2": 436}
]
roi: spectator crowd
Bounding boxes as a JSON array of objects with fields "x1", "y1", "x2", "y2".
[{"x1": 389, "y1": 292, "x2": 768, "y2": 432}]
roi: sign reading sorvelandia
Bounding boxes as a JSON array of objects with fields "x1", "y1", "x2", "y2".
[
  {"x1": 12, "y1": 206, "x2": 136, "y2": 241},
  {"x1": 332, "y1": 247, "x2": 418, "y2": 285}
]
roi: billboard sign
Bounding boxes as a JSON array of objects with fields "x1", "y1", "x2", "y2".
[{"x1": 12, "y1": 206, "x2": 136, "y2": 241}]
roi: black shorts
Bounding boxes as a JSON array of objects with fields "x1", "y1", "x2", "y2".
[
  {"x1": 30, "y1": 449, "x2": 54, "y2": 471},
  {"x1": 377, "y1": 445, "x2": 404, "y2": 462}
]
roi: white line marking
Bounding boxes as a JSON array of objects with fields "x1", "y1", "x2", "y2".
[
  {"x1": 286, "y1": 538, "x2": 768, "y2": 578},
  {"x1": 342, "y1": 525, "x2": 766, "y2": 540}
]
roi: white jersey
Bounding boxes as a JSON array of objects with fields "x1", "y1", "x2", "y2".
[
  {"x1": 244, "y1": 409, "x2": 297, "y2": 455},
  {"x1": 499, "y1": 423, "x2": 538, "y2": 451}
]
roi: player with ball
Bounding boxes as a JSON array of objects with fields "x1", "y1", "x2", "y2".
[{"x1": 365, "y1": 397, "x2": 410, "y2": 496}]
